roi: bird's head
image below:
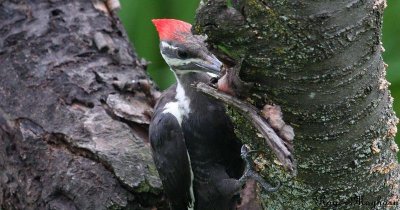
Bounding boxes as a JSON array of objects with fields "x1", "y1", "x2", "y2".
[{"x1": 152, "y1": 19, "x2": 222, "y2": 76}]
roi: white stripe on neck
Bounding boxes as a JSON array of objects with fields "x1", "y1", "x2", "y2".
[
  {"x1": 162, "y1": 72, "x2": 191, "y2": 125},
  {"x1": 161, "y1": 72, "x2": 195, "y2": 208}
]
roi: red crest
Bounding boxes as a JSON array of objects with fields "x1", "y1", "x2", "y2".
[{"x1": 152, "y1": 19, "x2": 192, "y2": 41}]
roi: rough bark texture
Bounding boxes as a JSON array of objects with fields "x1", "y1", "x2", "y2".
[
  {"x1": 195, "y1": 0, "x2": 399, "y2": 209},
  {"x1": 0, "y1": 1, "x2": 166, "y2": 209}
]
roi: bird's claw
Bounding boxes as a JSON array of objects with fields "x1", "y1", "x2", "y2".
[
  {"x1": 240, "y1": 144, "x2": 250, "y2": 156},
  {"x1": 240, "y1": 145, "x2": 265, "y2": 160},
  {"x1": 252, "y1": 173, "x2": 281, "y2": 193},
  {"x1": 240, "y1": 144, "x2": 281, "y2": 193}
]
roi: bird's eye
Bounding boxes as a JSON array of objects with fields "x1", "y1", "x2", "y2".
[{"x1": 177, "y1": 50, "x2": 188, "y2": 59}]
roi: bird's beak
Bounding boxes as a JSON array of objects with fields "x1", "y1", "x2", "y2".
[{"x1": 195, "y1": 54, "x2": 222, "y2": 74}]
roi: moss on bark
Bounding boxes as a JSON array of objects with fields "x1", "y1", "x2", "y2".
[{"x1": 195, "y1": 0, "x2": 400, "y2": 209}]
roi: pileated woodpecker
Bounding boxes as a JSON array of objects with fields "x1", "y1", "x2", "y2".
[{"x1": 149, "y1": 19, "x2": 277, "y2": 210}]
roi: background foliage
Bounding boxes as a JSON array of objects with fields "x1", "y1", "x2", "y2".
[{"x1": 118, "y1": 0, "x2": 400, "y2": 158}]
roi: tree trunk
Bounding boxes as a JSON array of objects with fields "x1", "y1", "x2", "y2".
[
  {"x1": 195, "y1": 0, "x2": 399, "y2": 209},
  {"x1": 0, "y1": 1, "x2": 166, "y2": 209}
]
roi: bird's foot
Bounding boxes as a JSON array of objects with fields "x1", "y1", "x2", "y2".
[{"x1": 239, "y1": 145, "x2": 281, "y2": 193}]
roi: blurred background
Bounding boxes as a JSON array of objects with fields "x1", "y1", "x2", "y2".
[
  {"x1": 118, "y1": 0, "x2": 400, "y2": 158},
  {"x1": 118, "y1": 0, "x2": 198, "y2": 89}
]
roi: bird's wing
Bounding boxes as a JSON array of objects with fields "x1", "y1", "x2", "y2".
[{"x1": 149, "y1": 112, "x2": 194, "y2": 210}]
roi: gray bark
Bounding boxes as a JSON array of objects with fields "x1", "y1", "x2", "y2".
[
  {"x1": 195, "y1": 0, "x2": 399, "y2": 209},
  {"x1": 0, "y1": 1, "x2": 166, "y2": 209}
]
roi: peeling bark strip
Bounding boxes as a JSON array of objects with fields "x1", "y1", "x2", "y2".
[
  {"x1": 0, "y1": 1, "x2": 166, "y2": 209},
  {"x1": 196, "y1": 0, "x2": 399, "y2": 209},
  {"x1": 196, "y1": 82, "x2": 295, "y2": 172}
]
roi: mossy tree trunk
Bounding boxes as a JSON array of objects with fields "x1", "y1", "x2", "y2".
[
  {"x1": 0, "y1": 1, "x2": 166, "y2": 209},
  {"x1": 195, "y1": 0, "x2": 399, "y2": 209}
]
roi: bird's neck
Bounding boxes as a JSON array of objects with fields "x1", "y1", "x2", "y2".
[
  {"x1": 175, "y1": 72, "x2": 210, "y2": 95},
  {"x1": 173, "y1": 72, "x2": 211, "y2": 114}
]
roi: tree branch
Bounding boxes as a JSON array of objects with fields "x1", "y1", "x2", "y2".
[{"x1": 196, "y1": 82, "x2": 295, "y2": 173}]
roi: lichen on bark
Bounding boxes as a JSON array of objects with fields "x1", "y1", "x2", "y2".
[{"x1": 195, "y1": 0, "x2": 399, "y2": 209}]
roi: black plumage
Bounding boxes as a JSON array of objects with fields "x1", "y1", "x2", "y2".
[{"x1": 149, "y1": 73, "x2": 244, "y2": 210}]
